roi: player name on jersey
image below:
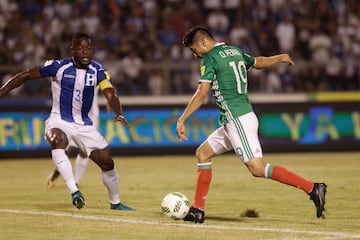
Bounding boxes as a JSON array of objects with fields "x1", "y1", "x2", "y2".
[{"x1": 218, "y1": 49, "x2": 241, "y2": 58}]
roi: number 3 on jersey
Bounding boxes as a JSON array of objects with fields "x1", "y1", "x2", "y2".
[
  {"x1": 229, "y1": 61, "x2": 247, "y2": 94},
  {"x1": 75, "y1": 89, "x2": 81, "y2": 101}
]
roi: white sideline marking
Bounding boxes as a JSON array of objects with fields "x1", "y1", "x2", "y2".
[{"x1": 1, "y1": 209, "x2": 360, "y2": 239}]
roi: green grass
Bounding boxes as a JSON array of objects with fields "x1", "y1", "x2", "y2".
[{"x1": 1, "y1": 152, "x2": 360, "y2": 240}]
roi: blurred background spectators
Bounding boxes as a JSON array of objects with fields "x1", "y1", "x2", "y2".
[{"x1": 0, "y1": 0, "x2": 359, "y2": 97}]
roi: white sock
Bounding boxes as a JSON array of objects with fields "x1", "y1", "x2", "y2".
[
  {"x1": 102, "y1": 168, "x2": 120, "y2": 204},
  {"x1": 51, "y1": 149, "x2": 78, "y2": 194},
  {"x1": 74, "y1": 154, "x2": 89, "y2": 184}
]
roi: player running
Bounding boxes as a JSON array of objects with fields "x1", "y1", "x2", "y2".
[
  {"x1": 176, "y1": 26, "x2": 327, "y2": 223},
  {"x1": 0, "y1": 32, "x2": 133, "y2": 211}
]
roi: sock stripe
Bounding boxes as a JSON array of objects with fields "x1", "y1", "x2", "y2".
[
  {"x1": 197, "y1": 163, "x2": 212, "y2": 170},
  {"x1": 265, "y1": 163, "x2": 274, "y2": 178}
]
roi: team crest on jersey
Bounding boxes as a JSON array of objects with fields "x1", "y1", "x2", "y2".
[
  {"x1": 200, "y1": 66, "x2": 206, "y2": 76},
  {"x1": 85, "y1": 73, "x2": 96, "y2": 86}
]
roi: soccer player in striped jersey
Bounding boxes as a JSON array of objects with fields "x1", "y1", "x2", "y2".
[
  {"x1": 176, "y1": 26, "x2": 327, "y2": 223},
  {"x1": 0, "y1": 32, "x2": 133, "y2": 210}
]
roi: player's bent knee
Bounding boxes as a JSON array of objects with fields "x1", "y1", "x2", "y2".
[
  {"x1": 195, "y1": 141, "x2": 216, "y2": 163},
  {"x1": 90, "y1": 148, "x2": 114, "y2": 171},
  {"x1": 195, "y1": 148, "x2": 211, "y2": 163},
  {"x1": 45, "y1": 128, "x2": 68, "y2": 149}
]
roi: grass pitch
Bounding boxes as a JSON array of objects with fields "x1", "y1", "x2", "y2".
[{"x1": 1, "y1": 152, "x2": 360, "y2": 240}]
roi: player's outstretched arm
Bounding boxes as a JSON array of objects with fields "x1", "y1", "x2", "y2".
[
  {"x1": 0, "y1": 67, "x2": 41, "y2": 96},
  {"x1": 102, "y1": 87, "x2": 130, "y2": 128},
  {"x1": 176, "y1": 82, "x2": 210, "y2": 141},
  {"x1": 253, "y1": 53, "x2": 294, "y2": 69}
]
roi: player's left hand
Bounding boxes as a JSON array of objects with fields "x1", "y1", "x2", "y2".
[
  {"x1": 176, "y1": 119, "x2": 188, "y2": 141},
  {"x1": 114, "y1": 114, "x2": 130, "y2": 128}
]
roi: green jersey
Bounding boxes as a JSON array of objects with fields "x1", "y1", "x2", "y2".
[{"x1": 199, "y1": 42, "x2": 255, "y2": 126}]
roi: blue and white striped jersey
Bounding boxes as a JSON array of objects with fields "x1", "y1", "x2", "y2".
[{"x1": 40, "y1": 58, "x2": 111, "y2": 126}]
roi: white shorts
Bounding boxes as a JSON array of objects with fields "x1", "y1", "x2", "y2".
[
  {"x1": 45, "y1": 117, "x2": 108, "y2": 157},
  {"x1": 207, "y1": 112, "x2": 263, "y2": 162},
  {"x1": 68, "y1": 118, "x2": 99, "y2": 149}
]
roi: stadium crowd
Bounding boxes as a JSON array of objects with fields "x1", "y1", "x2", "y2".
[{"x1": 0, "y1": 0, "x2": 359, "y2": 96}]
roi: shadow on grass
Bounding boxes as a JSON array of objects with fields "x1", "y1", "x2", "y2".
[{"x1": 206, "y1": 215, "x2": 247, "y2": 222}]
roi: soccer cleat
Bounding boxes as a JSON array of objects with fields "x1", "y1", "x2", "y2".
[
  {"x1": 110, "y1": 202, "x2": 134, "y2": 211},
  {"x1": 183, "y1": 206, "x2": 205, "y2": 223},
  {"x1": 71, "y1": 191, "x2": 85, "y2": 209},
  {"x1": 309, "y1": 182, "x2": 327, "y2": 218},
  {"x1": 46, "y1": 169, "x2": 60, "y2": 189}
]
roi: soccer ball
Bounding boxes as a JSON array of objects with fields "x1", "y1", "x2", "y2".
[{"x1": 161, "y1": 192, "x2": 190, "y2": 220}]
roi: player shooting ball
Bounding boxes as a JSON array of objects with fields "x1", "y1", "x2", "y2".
[{"x1": 176, "y1": 26, "x2": 326, "y2": 223}]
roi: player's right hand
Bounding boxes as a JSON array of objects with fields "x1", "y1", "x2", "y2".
[
  {"x1": 283, "y1": 53, "x2": 295, "y2": 67},
  {"x1": 176, "y1": 119, "x2": 188, "y2": 141}
]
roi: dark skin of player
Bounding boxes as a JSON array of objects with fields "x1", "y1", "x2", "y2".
[{"x1": 0, "y1": 37, "x2": 129, "y2": 171}]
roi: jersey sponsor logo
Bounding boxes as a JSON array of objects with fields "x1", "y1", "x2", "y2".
[
  {"x1": 64, "y1": 74, "x2": 75, "y2": 78},
  {"x1": 200, "y1": 65, "x2": 206, "y2": 76}
]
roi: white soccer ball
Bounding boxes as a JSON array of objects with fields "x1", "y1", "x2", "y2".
[{"x1": 161, "y1": 192, "x2": 190, "y2": 220}]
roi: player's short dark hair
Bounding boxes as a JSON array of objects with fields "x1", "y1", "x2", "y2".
[
  {"x1": 182, "y1": 26, "x2": 214, "y2": 47},
  {"x1": 71, "y1": 32, "x2": 91, "y2": 46}
]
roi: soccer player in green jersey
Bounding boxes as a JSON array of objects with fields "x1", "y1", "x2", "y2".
[{"x1": 176, "y1": 26, "x2": 327, "y2": 223}]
